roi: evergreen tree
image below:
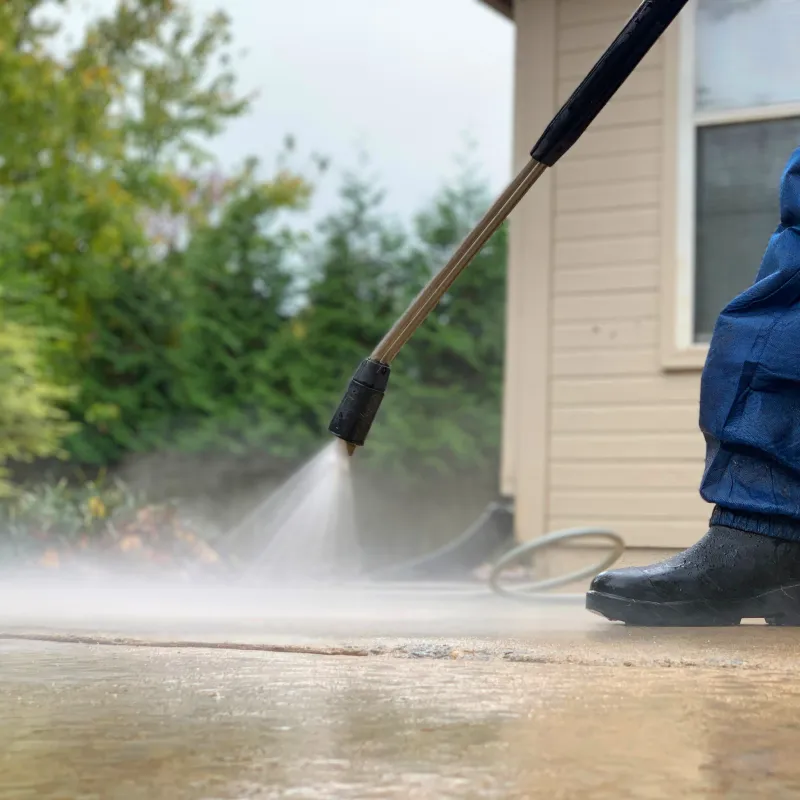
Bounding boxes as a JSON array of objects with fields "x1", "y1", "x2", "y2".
[
  {"x1": 171, "y1": 167, "x2": 310, "y2": 455},
  {"x1": 258, "y1": 173, "x2": 418, "y2": 455},
  {"x1": 365, "y1": 169, "x2": 507, "y2": 475}
]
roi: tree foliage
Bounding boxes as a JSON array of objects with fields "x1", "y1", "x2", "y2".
[
  {"x1": 363, "y1": 171, "x2": 507, "y2": 475},
  {"x1": 0, "y1": 323, "x2": 75, "y2": 496},
  {"x1": 0, "y1": 0, "x2": 508, "y2": 496}
]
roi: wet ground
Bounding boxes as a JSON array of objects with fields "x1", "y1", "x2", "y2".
[{"x1": 3, "y1": 579, "x2": 800, "y2": 798}]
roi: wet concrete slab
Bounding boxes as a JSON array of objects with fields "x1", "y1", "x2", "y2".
[
  {"x1": 3, "y1": 580, "x2": 800, "y2": 798},
  {"x1": 4, "y1": 639, "x2": 800, "y2": 799},
  {"x1": 2, "y1": 579, "x2": 799, "y2": 670}
]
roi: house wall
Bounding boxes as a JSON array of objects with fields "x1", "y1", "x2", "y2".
[{"x1": 504, "y1": 0, "x2": 710, "y2": 552}]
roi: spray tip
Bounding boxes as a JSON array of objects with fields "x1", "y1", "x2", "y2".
[{"x1": 328, "y1": 358, "x2": 391, "y2": 452}]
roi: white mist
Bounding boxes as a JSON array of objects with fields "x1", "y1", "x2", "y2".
[{"x1": 226, "y1": 440, "x2": 361, "y2": 584}]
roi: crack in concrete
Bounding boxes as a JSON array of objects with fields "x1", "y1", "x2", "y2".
[
  {"x1": 0, "y1": 632, "x2": 371, "y2": 658},
  {"x1": 0, "y1": 632, "x2": 765, "y2": 672}
]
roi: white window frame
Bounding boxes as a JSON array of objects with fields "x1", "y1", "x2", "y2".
[{"x1": 661, "y1": 0, "x2": 800, "y2": 370}]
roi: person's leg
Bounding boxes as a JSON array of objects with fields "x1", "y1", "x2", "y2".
[{"x1": 587, "y1": 147, "x2": 800, "y2": 626}]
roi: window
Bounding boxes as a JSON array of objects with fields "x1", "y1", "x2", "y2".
[{"x1": 687, "y1": 0, "x2": 800, "y2": 343}]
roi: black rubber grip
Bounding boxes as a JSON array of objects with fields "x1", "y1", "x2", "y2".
[{"x1": 531, "y1": 0, "x2": 690, "y2": 167}]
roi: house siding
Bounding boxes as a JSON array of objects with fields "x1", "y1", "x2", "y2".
[{"x1": 543, "y1": 0, "x2": 706, "y2": 549}]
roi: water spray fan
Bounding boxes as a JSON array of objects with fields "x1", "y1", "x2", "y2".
[{"x1": 329, "y1": 0, "x2": 690, "y2": 455}]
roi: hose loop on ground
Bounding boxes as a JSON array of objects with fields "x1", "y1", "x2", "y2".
[{"x1": 488, "y1": 528, "x2": 625, "y2": 602}]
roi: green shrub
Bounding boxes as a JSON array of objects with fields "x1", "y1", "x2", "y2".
[{"x1": 0, "y1": 323, "x2": 75, "y2": 496}]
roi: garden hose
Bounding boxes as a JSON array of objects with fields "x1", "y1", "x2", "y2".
[
  {"x1": 486, "y1": 527, "x2": 625, "y2": 603},
  {"x1": 367, "y1": 518, "x2": 626, "y2": 603}
]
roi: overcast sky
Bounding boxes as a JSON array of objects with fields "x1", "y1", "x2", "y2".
[{"x1": 182, "y1": 0, "x2": 515, "y2": 221}]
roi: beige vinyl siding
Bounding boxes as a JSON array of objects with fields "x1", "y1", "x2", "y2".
[
  {"x1": 545, "y1": 0, "x2": 706, "y2": 549},
  {"x1": 500, "y1": 0, "x2": 558, "y2": 538}
]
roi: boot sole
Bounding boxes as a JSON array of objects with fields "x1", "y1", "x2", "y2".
[{"x1": 586, "y1": 583, "x2": 800, "y2": 626}]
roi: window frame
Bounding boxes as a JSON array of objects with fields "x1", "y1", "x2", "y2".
[{"x1": 660, "y1": 0, "x2": 800, "y2": 370}]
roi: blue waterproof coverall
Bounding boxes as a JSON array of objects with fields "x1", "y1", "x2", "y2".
[{"x1": 702, "y1": 147, "x2": 800, "y2": 539}]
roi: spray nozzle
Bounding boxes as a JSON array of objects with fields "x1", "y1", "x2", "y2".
[{"x1": 328, "y1": 358, "x2": 391, "y2": 455}]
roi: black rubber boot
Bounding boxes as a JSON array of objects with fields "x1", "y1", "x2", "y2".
[{"x1": 586, "y1": 525, "x2": 800, "y2": 626}]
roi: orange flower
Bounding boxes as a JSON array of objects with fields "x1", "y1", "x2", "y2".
[
  {"x1": 39, "y1": 549, "x2": 60, "y2": 569},
  {"x1": 119, "y1": 535, "x2": 143, "y2": 553}
]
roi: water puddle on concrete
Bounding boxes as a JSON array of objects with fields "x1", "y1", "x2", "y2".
[{"x1": 3, "y1": 639, "x2": 800, "y2": 799}]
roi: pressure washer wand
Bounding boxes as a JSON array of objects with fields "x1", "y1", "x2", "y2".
[{"x1": 329, "y1": 0, "x2": 690, "y2": 455}]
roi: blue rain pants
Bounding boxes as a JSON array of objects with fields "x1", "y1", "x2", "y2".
[{"x1": 702, "y1": 147, "x2": 800, "y2": 540}]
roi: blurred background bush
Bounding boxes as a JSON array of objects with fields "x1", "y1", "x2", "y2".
[{"x1": 0, "y1": 0, "x2": 507, "y2": 569}]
